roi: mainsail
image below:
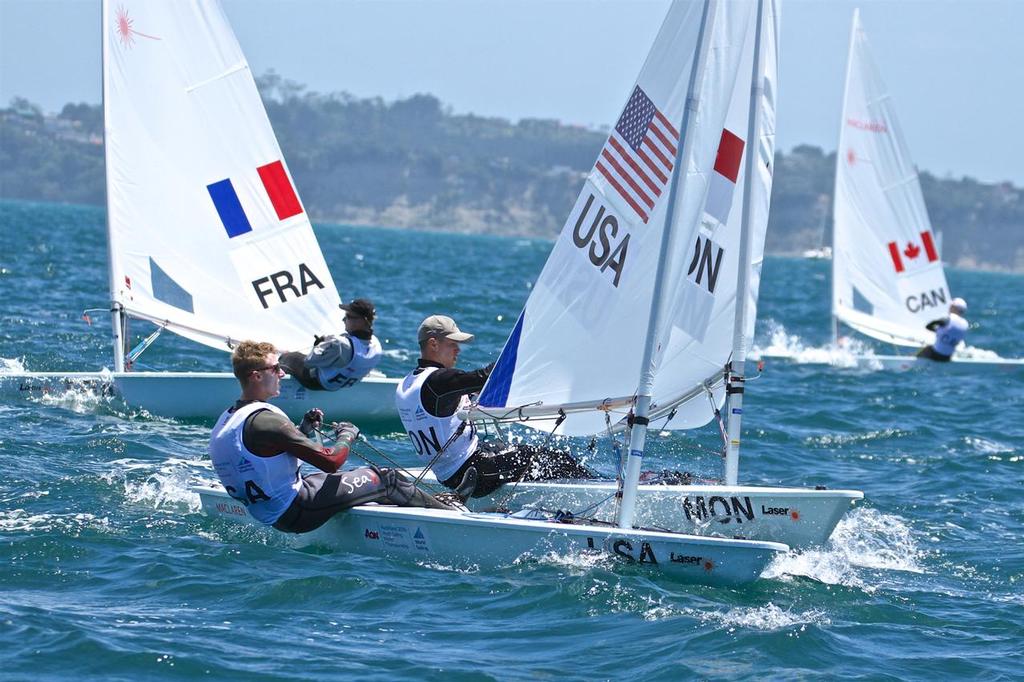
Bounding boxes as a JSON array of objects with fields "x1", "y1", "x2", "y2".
[
  {"x1": 831, "y1": 9, "x2": 949, "y2": 348},
  {"x1": 478, "y1": 1, "x2": 771, "y2": 436},
  {"x1": 103, "y1": 0, "x2": 343, "y2": 353}
]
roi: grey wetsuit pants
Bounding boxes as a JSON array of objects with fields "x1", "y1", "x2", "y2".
[{"x1": 272, "y1": 466, "x2": 449, "y2": 534}]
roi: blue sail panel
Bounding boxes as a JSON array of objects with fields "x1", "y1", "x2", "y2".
[{"x1": 478, "y1": 311, "x2": 525, "y2": 408}]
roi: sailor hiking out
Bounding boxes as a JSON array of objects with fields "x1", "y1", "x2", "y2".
[
  {"x1": 917, "y1": 297, "x2": 969, "y2": 362},
  {"x1": 279, "y1": 298, "x2": 383, "y2": 391},
  {"x1": 210, "y1": 340, "x2": 451, "y2": 534},
  {"x1": 395, "y1": 315, "x2": 593, "y2": 498}
]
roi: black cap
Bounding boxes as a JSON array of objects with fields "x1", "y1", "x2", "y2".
[{"x1": 340, "y1": 298, "x2": 375, "y2": 323}]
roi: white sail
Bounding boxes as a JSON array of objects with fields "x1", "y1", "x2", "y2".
[
  {"x1": 831, "y1": 9, "x2": 949, "y2": 348},
  {"x1": 654, "y1": 0, "x2": 778, "y2": 430},
  {"x1": 103, "y1": 0, "x2": 343, "y2": 352},
  {"x1": 478, "y1": 1, "x2": 764, "y2": 435}
]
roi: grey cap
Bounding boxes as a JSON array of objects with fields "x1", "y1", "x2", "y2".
[{"x1": 418, "y1": 315, "x2": 474, "y2": 343}]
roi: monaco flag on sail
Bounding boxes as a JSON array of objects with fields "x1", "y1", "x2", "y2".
[
  {"x1": 704, "y1": 129, "x2": 745, "y2": 225},
  {"x1": 887, "y1": 230, "x2": 939, "y2": 273},
  {"x1": 207, "y1": 160, "x2": 304, "y2": 238},
  {"x1": 595, "y1": 85, "x2": 680, "y2": 224}
]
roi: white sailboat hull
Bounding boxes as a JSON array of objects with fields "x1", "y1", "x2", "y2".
[
  {"x1": 0, "y1": 371, "x2": 400, "y2": 425},
  {"x1": 409, "y1": 471, "x2": 861, "y2": 548},
  {"x1": 195, "y1": 485, "x2": 787, "y2": 585},
  {"x1": 759, "y1": 351, "x2": 1024, "y2": 372}
]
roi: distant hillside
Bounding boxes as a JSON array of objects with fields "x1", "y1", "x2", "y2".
[{"x1": 2, "y1": 77, "x2": 1022, "y2": 271}]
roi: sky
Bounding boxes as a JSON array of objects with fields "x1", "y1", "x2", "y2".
[{"x1": 1, "y1": 0, "x2": 1022, "y2": 185}]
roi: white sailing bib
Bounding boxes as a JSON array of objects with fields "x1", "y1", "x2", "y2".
[
  {"x1": 316, "y1": 334, "x2": 383, "y2": 389},
  {"x1": 395, "y1": 367, "x2": 477, "y2": 482},
  {"x1": 932, "y1": 314, "x2": 968, "y2": 356},
  {"x1": 209, "y1": 401, "x2": 301, "y2": 524}
]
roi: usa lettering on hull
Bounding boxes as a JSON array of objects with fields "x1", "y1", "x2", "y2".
[{"x1": 610, "y1": 538, "x2": 659, "y2": 564}]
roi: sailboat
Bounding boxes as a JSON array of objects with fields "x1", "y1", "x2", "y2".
[
  {"x1": 445, "y1": 0, "x2": 861, "y2": 550},
  {"x1": 0, "y1": 0, "x2": 401, "y2": 424},
  {"x1": 200, "y1": 0, "x2": 791, "y2": 585},
  {"x1": 771, "y1": 9, "x2": 1023, "y2": 371}
]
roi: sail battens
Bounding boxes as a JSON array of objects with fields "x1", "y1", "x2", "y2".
[{"x1": 184, "y1": 61, "x2": 249, "y2": 93}]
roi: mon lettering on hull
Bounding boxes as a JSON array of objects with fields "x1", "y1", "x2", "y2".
[{"x1": 683, "y1": 495, "x2": 756, "y2": 524}]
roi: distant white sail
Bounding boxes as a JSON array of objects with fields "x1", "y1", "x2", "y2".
[
  {"x1": 478, "y1": 1, "x2": 767, "y2": 435},
  {"x1": 103, "y1": 0, "x2": 343, "y2": 352},
  {"x1": 831, "y1": 9, "x2": 950, "y2": 347}
]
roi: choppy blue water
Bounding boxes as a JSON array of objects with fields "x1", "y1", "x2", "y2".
[{"x1": 1, "y1": 200, "x2": 1022, "y2": 680}]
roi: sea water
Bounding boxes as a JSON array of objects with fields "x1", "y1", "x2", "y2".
[{"x1": 1, "y1": 200, "x2": 1022, "y2": 680}]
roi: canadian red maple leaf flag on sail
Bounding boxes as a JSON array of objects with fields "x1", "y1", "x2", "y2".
[{"x1": 887, "y1": 230, "x2": 939, "y2": 273}]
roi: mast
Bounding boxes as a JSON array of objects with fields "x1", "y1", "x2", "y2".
[
  {"x1": 724, "y1": 0, "x2": 767, "y2": 487},
  {"x1": 101, "y1": 0, "x2": 126, "y2": 372},
  {"x1": 617, "y1": 0, "x2": 717, "y2": 529},
  {"x1": 832, "y1": 8, "x2": 859, "y2": 346}
]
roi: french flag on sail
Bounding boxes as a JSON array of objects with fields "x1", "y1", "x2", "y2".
[
  {"x1": 887, "y1": 230, "x2": 939, "y2": 273},
  {"x1": 207, "y1": 160, "x2": 304, "y2": 238},
  {"x1": 704, "y1": 129, "x2": 745, "y2": 225}
]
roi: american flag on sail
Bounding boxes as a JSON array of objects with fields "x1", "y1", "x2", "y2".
[{"x1": 595, "y1": 86, "x2": 679, "y2": 224}]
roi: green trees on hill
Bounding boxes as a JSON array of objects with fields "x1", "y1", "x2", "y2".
[{"x1": 1, "y1": 79, "x2": 1021, "y2": 271}]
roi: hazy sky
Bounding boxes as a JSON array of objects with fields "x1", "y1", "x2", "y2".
[{"x1": 2, "y1": 0, "x2": 1022, "y2": 184}]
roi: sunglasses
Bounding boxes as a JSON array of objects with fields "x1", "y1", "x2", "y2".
[{"x1": 253, "y1": 363, "x2": 282, "y2": 374}]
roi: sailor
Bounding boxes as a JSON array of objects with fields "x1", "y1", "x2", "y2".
[
  {"x1": 395, "y1": 315, "x2": 593, "y2": 499},
  {"x1": 210, "y1": 340, "x2": 451, "y2": 534},
  {"x1": 917, "y1": 297, "x2": 969, "y2": 362},
  {"x1": 279, "y1": 297, "x2": 383, "y2": 391}
]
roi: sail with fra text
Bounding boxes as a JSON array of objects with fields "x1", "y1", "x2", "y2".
[{"x1": 104, "y1": 0, "x2": 343, "y2": 351}]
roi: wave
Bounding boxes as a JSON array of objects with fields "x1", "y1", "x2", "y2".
[
  {"x1": 751, "y1": 321, "x2": 879, "y2": 368},
  {"x1": 0, "y1": 357, "x2": 27, "y2": 373},
  {"x1": 963, "y1": 435, "x2": 1015, "y2": 455},
  {"x1": 766, "y1": 506, "x2": 925, "y2": 591},
  {"x1": 102, "y1": 457, "x2": 203, "y2": 513},
  {"x1": 0, "y1": 508, "x2": 110, "y2": 534},
  {"x1": 33, "y1": 382, "x2": 112, "y2": 414},
  {"x1": 696, "y1": 602, "x2": 831, "y2": 631}
]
